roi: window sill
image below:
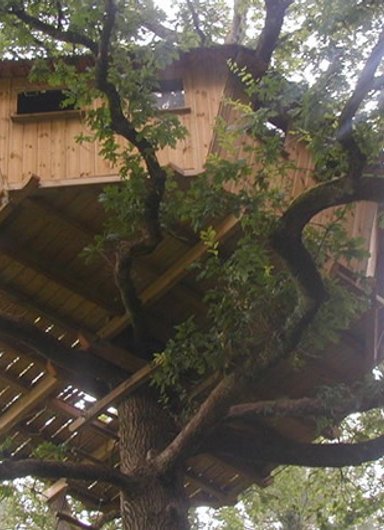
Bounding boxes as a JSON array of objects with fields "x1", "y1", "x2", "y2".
[
  {"x1": 157, "y1": 106, "x2": 191, "y2": 115},
  {"x1": 11, "y1": 106, "x2": 191, "y2": 124},
  {"x1": 11, "y1": 110, "x2": 81, "y2": 123}
]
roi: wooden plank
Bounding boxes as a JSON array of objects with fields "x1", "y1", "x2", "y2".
[
  {"x1": 44, "y1": 478, "x2": 68, "y2": 502},
  {"x1": 98, "y1": 214, "x2": 240, "y2": 339},
  {"x1": 69, "y1": 363, "x2": 156, "y2": 432},
  {"x1": 0, "y1": 375, "x2": 58, "y2": 436},
  {"x1": 5, "y1": 174, "x2": 122, "y2": 190}
]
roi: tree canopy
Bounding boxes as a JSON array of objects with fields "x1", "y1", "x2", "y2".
[{"x1": 0, "y1": 1, "x2": 384, "y2": 529}]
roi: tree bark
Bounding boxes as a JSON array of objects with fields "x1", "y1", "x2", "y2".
[{"x1": 118, "y1": 389, "x2": 190, "y2": 530}]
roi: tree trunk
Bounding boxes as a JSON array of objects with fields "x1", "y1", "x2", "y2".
[{"x1": 118, "y1": 389, "x2": 190, "y2": 530}]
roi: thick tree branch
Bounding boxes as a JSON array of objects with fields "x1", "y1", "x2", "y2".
[
  {"x1": 210, "y1": 427, "x2": 384, "y2": 468},
  {"x1": 226, "y1": 379, "x2": 384, "y2": 422},
  {"x1": 8, "y1": 6, "x2": 98, "y2": 53},
  {"x1": 0, "y1": 459, "x2": 138, "y2": 491},
  {"x1": 153, "y1": 172, "x2": 384, "y2": 474},
  {"x1": 95, "y1": 0, "x2": 166, "y2": 347},
  {"x1": 255, "y1": 0, "x2": 294, "y2": 66},
  {"x1": 151, "y1": 372, "x2": 240, "y2": 474},
  {"x1": 226, "y1": 0, "x2": 247, "y2": 45},
  {"x1": 269, "y1": 173, "x2": 384, "y2": 349}
]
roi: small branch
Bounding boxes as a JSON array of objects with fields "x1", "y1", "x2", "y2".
[
  {"x1": 186, "y1": 0, "x2": 207, "y2": 45},
  {"x1": 133, "y1": 0, "x2": 179, "y2": 41},
  {"x1": 0, "y1": 459, "x2": 139, "y2": 491},
  {"x1": 337, "y1": 27, "x2": 384, "y2": 174},
  {"x1": 9, "y1": 6, "x2": 98, "y2": 53},
  {"x1": 338, "y1": 28, "x2": 384, "y2": 141},
  {"x1": 57, "y1": 513, "x2": 96, "y2": 530}
]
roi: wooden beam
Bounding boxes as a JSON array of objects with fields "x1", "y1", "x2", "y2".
[
  {"x1": 0, "y1": 238, "x2": 118, "y2": 314},
  {"x1": 0, "y1": 375, "x2": 58, "y2": 436},
  {"x1": 44, "y1": 478, "x2": 68, "y2": 502},
  {"x1": 185, "y1": 470, "x2": 231, "y2": 504},
  {"x1": 6, "y1": 174, "x2": 121, "y2": 190},
  {"x1": 69, "y1": 363, "x2": 156, "y2": 432},
  {"x1": 0, "y1": 279, "x2": 90, "y2": 337},
  {"x1": 51, "y1": 398, "x2": 118, "y2": 439},
  {"x1": 78, "y1": 332, "x2": 145, "y2": 373},
  {"x1": 98, "y1": 214, "x2": 240, "y2": 339}
]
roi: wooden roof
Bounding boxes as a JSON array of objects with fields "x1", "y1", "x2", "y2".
[{"x1": 0, "y1": 174, "x2": 382, "y2": 511}]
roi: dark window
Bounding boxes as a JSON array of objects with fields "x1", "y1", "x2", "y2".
[
  {"x1": 17, "y1": 89, "x2": 75, "y2": 114},
  {"x1": 152, "y1": 79, "x2": 185, "y2": 110}
]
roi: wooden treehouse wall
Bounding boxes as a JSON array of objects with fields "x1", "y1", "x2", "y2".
[
  {"x1": 0, "y1": 52, "x2": 378, "y2": 278},
  {"x1": 0, "y1": 52, "x2": 228, "y2": 188},
  {"x1": 215, "y1": 104, "x2": 378, "y2": 279}
]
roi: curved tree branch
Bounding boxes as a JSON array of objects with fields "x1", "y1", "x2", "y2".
[
  {"x1": 153, "y1": 173, "x2": 384, "y2": 473},
  {"x1": 270, "y1": 173, "x2": 384, "y2": 349},
  {"x1": 0, "y1": 459, "x2": 139, "y2": 491}
]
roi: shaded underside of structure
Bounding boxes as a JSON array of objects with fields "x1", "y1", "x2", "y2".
[{"x1": 0, "y1": 176, "x2": 382, "y2": 511}]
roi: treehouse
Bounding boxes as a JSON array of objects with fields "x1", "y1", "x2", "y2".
[{"x1": 0, "y1": 46, "x2": 383, "y2": 519}]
